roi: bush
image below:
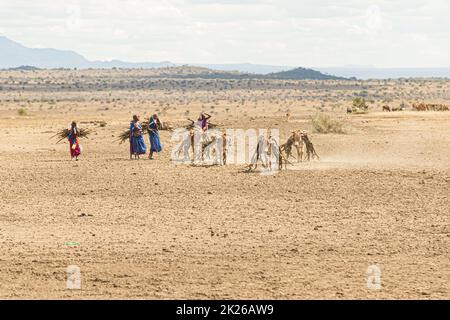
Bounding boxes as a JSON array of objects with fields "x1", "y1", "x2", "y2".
[
  {"x1": 310, "y1": 113, "x2": 346, "y2": 134},
  {"x1": 352, "y1": 97, "x2": 368, "y2": 113},
  {"x1": 18, "y1": 107, "x2": 28, "y2": 116}
]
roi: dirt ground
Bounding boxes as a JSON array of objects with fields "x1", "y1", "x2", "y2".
[{"x1": 0, "y1": 75, "x2": 449, "y2": 299}]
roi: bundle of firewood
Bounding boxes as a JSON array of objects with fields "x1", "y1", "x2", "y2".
[
  {"x1": 117, "y1": 120, "x2": 174, "y2": 143},
  {"x1": 185, "y1": 119, "x2": 218, "y2": 130},
  {"x1": 52, "y1": 128, "x2": 93, "y2": 144}
]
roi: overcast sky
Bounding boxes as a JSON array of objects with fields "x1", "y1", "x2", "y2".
[{"x1": 0, "y1": 0, "x2": 449, "y2": 67}]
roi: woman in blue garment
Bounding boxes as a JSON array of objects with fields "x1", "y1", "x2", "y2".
[
  {"x1": 129, "y1": 115, "x2": 147, "y2": 160},
  {"x1": 147, "y1": 114, "x2": 163, "y2": 160}
]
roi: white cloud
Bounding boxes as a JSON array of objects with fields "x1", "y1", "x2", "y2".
[{"x1": 0, "y1": 0, "x2": 449, "y2": 67}]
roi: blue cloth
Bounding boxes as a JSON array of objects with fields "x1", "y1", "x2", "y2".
[
  {"x1": 130, "y1": 122, "x2": 147, "y2": 155},
  {"x1": 148, "y1": 117, "x2": 163, "y2": 152},
  {"x1": 68, "y1": 131, "x2": 77, "y2": 146}
]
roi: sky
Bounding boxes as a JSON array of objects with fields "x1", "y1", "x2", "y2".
[{"x1": 0, "y1": 0, "x2": 449, "y2": 68}]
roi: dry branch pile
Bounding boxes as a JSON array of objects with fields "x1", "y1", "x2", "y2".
[{"x1": 117, "y1": 130, "x2": 134, "y2": 143}]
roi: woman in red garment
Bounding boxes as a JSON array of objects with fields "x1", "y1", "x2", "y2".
[{"x1": 68, "y1": 121, "x2": 81, "y2": 161}]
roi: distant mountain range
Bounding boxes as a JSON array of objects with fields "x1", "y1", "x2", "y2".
[
  {"x1": 0, "y1": 36, "x2": 344, "y2": 80},
  {"x1": 1, "y1": 36, "x2": 449, "y2": 79}
]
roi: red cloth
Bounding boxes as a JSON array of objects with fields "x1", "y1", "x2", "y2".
[{"x1": 68, "y1": 131, "x2": 81, "y2": 157}]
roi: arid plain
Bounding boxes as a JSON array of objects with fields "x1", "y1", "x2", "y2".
[{"x1": 0, "y1": 69, "x2": 448, "y2": 299}]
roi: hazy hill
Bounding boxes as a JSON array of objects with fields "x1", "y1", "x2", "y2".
[
  {"x1": 0, "y1": 36, "x2": 90, "y2": 69},
  {"x1": 0, "y1": 36, "x2": 334, "y2": 79},
  {"x1": 0, "y1": 36, "x2": 175, "y2": 70},
  {"x1": 267, "y1": 67, "x2": 348, "y2": 80},
  {"x1": 7, "y1": 65, "x2": 41, "y2": 71}
]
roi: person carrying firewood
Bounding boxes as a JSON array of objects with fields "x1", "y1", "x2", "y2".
[{"x1": 68, "y1": 121, "x2": 82, "y2": 161}]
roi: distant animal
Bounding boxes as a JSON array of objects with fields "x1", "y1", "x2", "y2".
[
  {"x1": 347, "y1": 107, "x2": 353, "y2": 114},
  {"x1": 413, "y1": 103, "x2": 449, "y2": 111},
  {"x1": 286, "y1": 111, "x2": 292, "y2": 121},
  {"x1": 382, "y1": 105, "x2": 391, "y2": 112},
  {"x1": 391, "y1": 106, "x2": 403, "y2": 112}
]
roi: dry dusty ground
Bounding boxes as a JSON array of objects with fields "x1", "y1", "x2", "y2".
[{"x1": 0, "y1": 107, "x2": 448, "y2": 300}]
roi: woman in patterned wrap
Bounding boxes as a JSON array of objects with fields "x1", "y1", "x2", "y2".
[
  {"x1": 147, "y1": 114, "x2": 163, "y2": 160},
  {"x1": 129, "y1": 115, "x2": 147, "y2": 159}
]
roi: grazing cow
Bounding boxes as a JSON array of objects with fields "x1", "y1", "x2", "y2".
[
  {"x1": 347, "y1": 107, "x2": 353, "y2": 114},
  {"x1": 413, "y1": 103, "x2": 425, "y2": 111},
  {"x1": 382, "y1": 105, "x2": 391, "y2": 112},
  {"x1": 413, "y1": 103, "x2": 448, "y2": 111}
]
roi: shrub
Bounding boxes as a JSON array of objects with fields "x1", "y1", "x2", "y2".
[
  {"x1": 352, "y1": 97, "x2": 368, "y2": 113},
  {"x1": 310, "y1": 113, "x2": 346, "y2": 134},
  {"x1": 18, "y1": 107, "x2": 28, "y2": 116}
]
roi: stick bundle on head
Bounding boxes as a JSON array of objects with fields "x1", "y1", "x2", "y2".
[{"x1": 51, "y1": 126, "x2": 93, "y2": 144}]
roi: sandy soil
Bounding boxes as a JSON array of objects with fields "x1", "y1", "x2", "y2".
[{"x1": 0, "y1": 74, "x2": 449, "y2": 299}]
